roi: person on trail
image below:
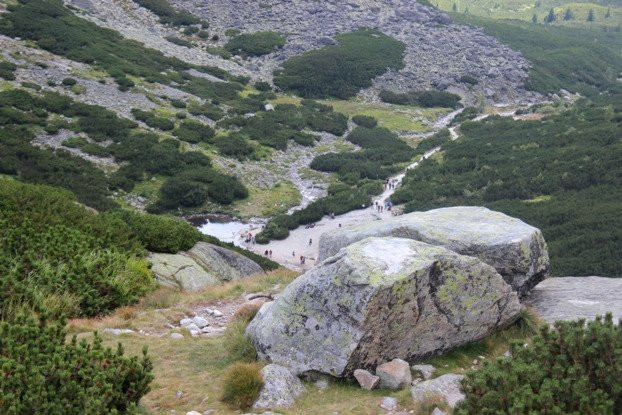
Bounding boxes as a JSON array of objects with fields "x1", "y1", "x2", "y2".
[
  {"x1": 292, "y1": 251, "x2": 295, "y2": 257},
  {"x1": 339, "y1": 223, "x2": 342, "y2": 228},
  {"x1": 309, "y1": 238, "x2": 312, "y2": 246},
  {"x1": 264, "y1": 250, "x2": 269, "y2": 256}
]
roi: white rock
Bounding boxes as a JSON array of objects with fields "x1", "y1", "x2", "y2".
[
  {"x1": 180, "y1": 318, "x2": 193, "y2": 326},
  {"x1": 431, "y1": 408, "x2": 447, "y2": 415},
  {"x1": 411, "y1": 374, "x2": 465, "y2": 408},
  {"x1": 170, "y1": 333, "x2": 184, "y2": 339},
  {"x1": 184, "y1": 323, "x2": 200, "y2": 332},
  {"x1": 103, "y1": 328, "x2": 135, "y2": 336},
  {"x1": 192, "y1": 316, "x2": 208, "y2": 328},
  {"x1": 186, "y1": 412, "x2": 202, "y2": 415},
  {"x1": 212, "y1": 309, "x2": 224, "y2": 317},
  {"x1": 254, "y1": 364, "x2": 305, "y2": 409},
  {"x1": 380, "y1": 396, "x2": 398, "y2": 411},
  {"x1": 412, "y1": 364, "x2": 436, "y2": 380}
]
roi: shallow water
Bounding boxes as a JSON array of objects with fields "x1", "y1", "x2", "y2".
[{"x1": 196, "y1": 219, "x2": 255, "y2": 246}]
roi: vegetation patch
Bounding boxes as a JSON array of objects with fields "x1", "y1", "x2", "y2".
[
  {"x1": 0, "y1": 315, "x2": 153, "y2": 414},
  {"x1": 225, "y1": 31, "x2": 286, "y2": 57},
  {"x1": 379, "y1": 89, "x2": 462, "y2": 108},
  {"x1": 456, "y1": 314, "x2": 622, "y2": 414},
  {"x1": 274, "y1": 28, "x2": 405, "y2": 99},
  {"x1": 132, "y1": 0, "x2": 201, "y2": 27},
  {"x1": 393, "y1": 94, "x2": 622, "y2": 276},
  {"x1": 0, "y1": 180, "x2": 155, "y2": 318}
]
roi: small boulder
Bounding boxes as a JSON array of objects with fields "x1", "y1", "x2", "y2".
[
  {"x1": 431, "y1": 408, "x2": 447, "y2": 415},
  {"x1": 254, "y1": 364, "x2": 305, "y2": 409},
  {"x1": 411, "y1": 374, "x2": 465, "y2": 408},
  {"x1": 186, "y1": 412, "x2": 202, "y2": 415},
  {"x1": 184, "y1": 323, "x2": 200, "y2": 332},
  {"x1": 376, "y1": 359, "x2": 412, "y2": 390},
  {"x1": 353, "y1": 369, "x2": 380, "y2": 390},
  {"x1": 170, "y1": 333, "x2": 184, "y2": 339},
  {"x1": 380, "y1": 397, "x2": 398, "y2": 411},
  {"x1": 192, "y1": 316, "x2": 208, "y2": 328},
  {"x1": 412, "y1": 364, "x2": 436, "y2": 380}
]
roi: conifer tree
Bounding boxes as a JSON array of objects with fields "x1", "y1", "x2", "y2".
[
  {"x1": 563, "y1": 8, "x2": 574, "y2": 20},
  {"x1": 544, "y1": 8, "x2": 557, "y2": 23},
  {"x1": 532, "y1": 13, "x2": 538, "y2": 24}
]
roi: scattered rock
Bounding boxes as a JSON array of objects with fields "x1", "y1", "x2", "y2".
[
  {"x1": 318, "y1": 206, "x2": 550, "y2": 297},
  {"x1": 411, "y1": 374, "x2": 465, "y2": 409},
  {"x1": 376, "y1": 359, "x2": 412, "y2": 390},
  {"x1": 254, "y1": 364, "x2": 305, "y2": 409},
  {"x1": 380, "y1": 397, "x2": 398, "y2": 411},
  {"x1": 170, "y1": 333, "x2": 184, "y2": 339},
  {"x1": 412, "y1": 364, "x2": 436, "y2": 380},
  {"x1": 212, "y1": 309, "x2": 224, "y2": 317},
  {"x1": 184, "y1": 323, "x2": 200, "y2": 332},
  {"x1": 247, "y1": 237, "x2": 522, "y2": 377},
  {"x1": 103, "y1": 328, "x2": 135, "y2": 336},
  {"x1": 431, "y1": 408, "x2": 447, "y2": 415},
  {"x1": 524, "y1": 276, "x2": 622, "y2": 323},
  {"x1": 354, "y1": 369, "x2": 380, "y2": 390},
  {"x1": 180, "y1": 317, "x2": 193, "y2": 326},
  {"x1": 186, "y1": 412, "x2": 201, "y2": 415}
]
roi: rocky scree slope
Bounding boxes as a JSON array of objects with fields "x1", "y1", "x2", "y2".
[{"x1": 172, "y1": 0, "x2": 539, "y2": 104}]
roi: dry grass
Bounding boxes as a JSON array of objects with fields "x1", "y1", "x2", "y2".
[{"x1": 68, "y1": 270, "x2": 539, "y2": 414}]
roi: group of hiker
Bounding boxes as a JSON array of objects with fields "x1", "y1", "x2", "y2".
[
  {"x1": 373, "y1": 200, "x2": 393, "y2": 213},
  {"x1": 386, "y1": 178, "x2": 399, "y2": 190},
  {"x1": 244, "y1": 233, "x2": 256, "y2": 244}
]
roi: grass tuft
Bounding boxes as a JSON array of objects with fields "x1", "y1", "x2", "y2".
[{"x1": 220, "y1": 362, "x2": 264, "y2": 409}]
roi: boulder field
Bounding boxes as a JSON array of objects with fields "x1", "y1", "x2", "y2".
[
  {"x1": 148, "y1": 242, "x2": 264, "y2": 291},
  {"x1": 247, "y1": 237, "x2": 523, "y2": 377},
  {"x1": 318, "y1": 206, "x2": 550, "y2": 297}
]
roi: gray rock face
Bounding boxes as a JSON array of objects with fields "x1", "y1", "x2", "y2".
[
  {"x1": 376, "y1": 359, "x2": 412, "y2": 390},
  {"x1": 318, "y1": 207, "x2": 550, "y2": 297},
  {"x1": 247, "y1": 237, "x2": 522, "y2": 377},
  {"x1": 254, "y1": 364, "x2": 305, "y2": 409},
  {"x1": 524, "y1": 276, "x2": 622, "y2": 324},
  {"x1": 411, "y1": 374, "x2": 465, "y2": 408},
  {"x1": 148, "y1": 242, "x2": 264, "y2": 291},
  {"x1": 172, "y1": 0, "x2": 538, "y2": 105}
]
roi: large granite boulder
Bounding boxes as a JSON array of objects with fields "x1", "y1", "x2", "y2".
[
  {"x1": 149, "y1": 242, "x2": 264, "y2": 291},
  {"x1": 318, "y1": 206, "x2": 549, "y2": 297},
  {"x1": 524, "y1": 276, "x2": 622, "y2": 324},
  {"x1": 247, "y1": 237, "x2": 522, "y2": 377}
]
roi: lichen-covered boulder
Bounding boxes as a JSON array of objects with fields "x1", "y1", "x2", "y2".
[
  {"x1": 411, "y1": 374, "x2": 465, "y2": 408},
  {"x1": 148, "y1": 242, "x2": 263, "y2": 291},
  {"x1": 318, "y1": 206, "x2": 549, "y2": 296},
  {"x1": 246, "y1": 237, "x2": 522, "y2": 377}
]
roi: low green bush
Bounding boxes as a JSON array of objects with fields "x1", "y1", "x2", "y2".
[
  {"x1": 0, "y1": 180, "x2": 155, "y2": 318},
  {"x1": 165, "y1": 35, "x2": 193, "y2": 48},
  {"x1": 379, "y1": 89, "x2": 461, "y2": 108},
  {"x1": 352, "y1": 114, "x2": 378, "y2": 128},
  {"x1": 110, "y1": 210, "x2": 202, "y2": 253},
  {"x1": 61, "y1": 77, "x2": 77, "y2": 86},
  {"x1": 221, "y1": 363, "x2": 264, "y2": 410},
  {"x1": 456, "y1": 314, "x2": 622, "y2": 415},
  {"x1": 274, "y1": 28, "x2": 405, "y2": 99},
  {"x1": 172, "y1": 119, "x2": 214, "y2": 143},
  {"x1": 0, "y1": 61, "x2": 17, "y2": 80},
  {"x1": 225, "y1": 31, "x2": 286, "y2": 57},
  {"x1": 0, "y1": 315, "x2": 154, "y2": 414}
]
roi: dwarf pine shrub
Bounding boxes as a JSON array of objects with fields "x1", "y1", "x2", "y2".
[
  {"x1": 0, "y1": 315, "x2": 153, "y2": 414},
  {"x1": 456, "y1": 314, "x2": 622, "y2": 415}
]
